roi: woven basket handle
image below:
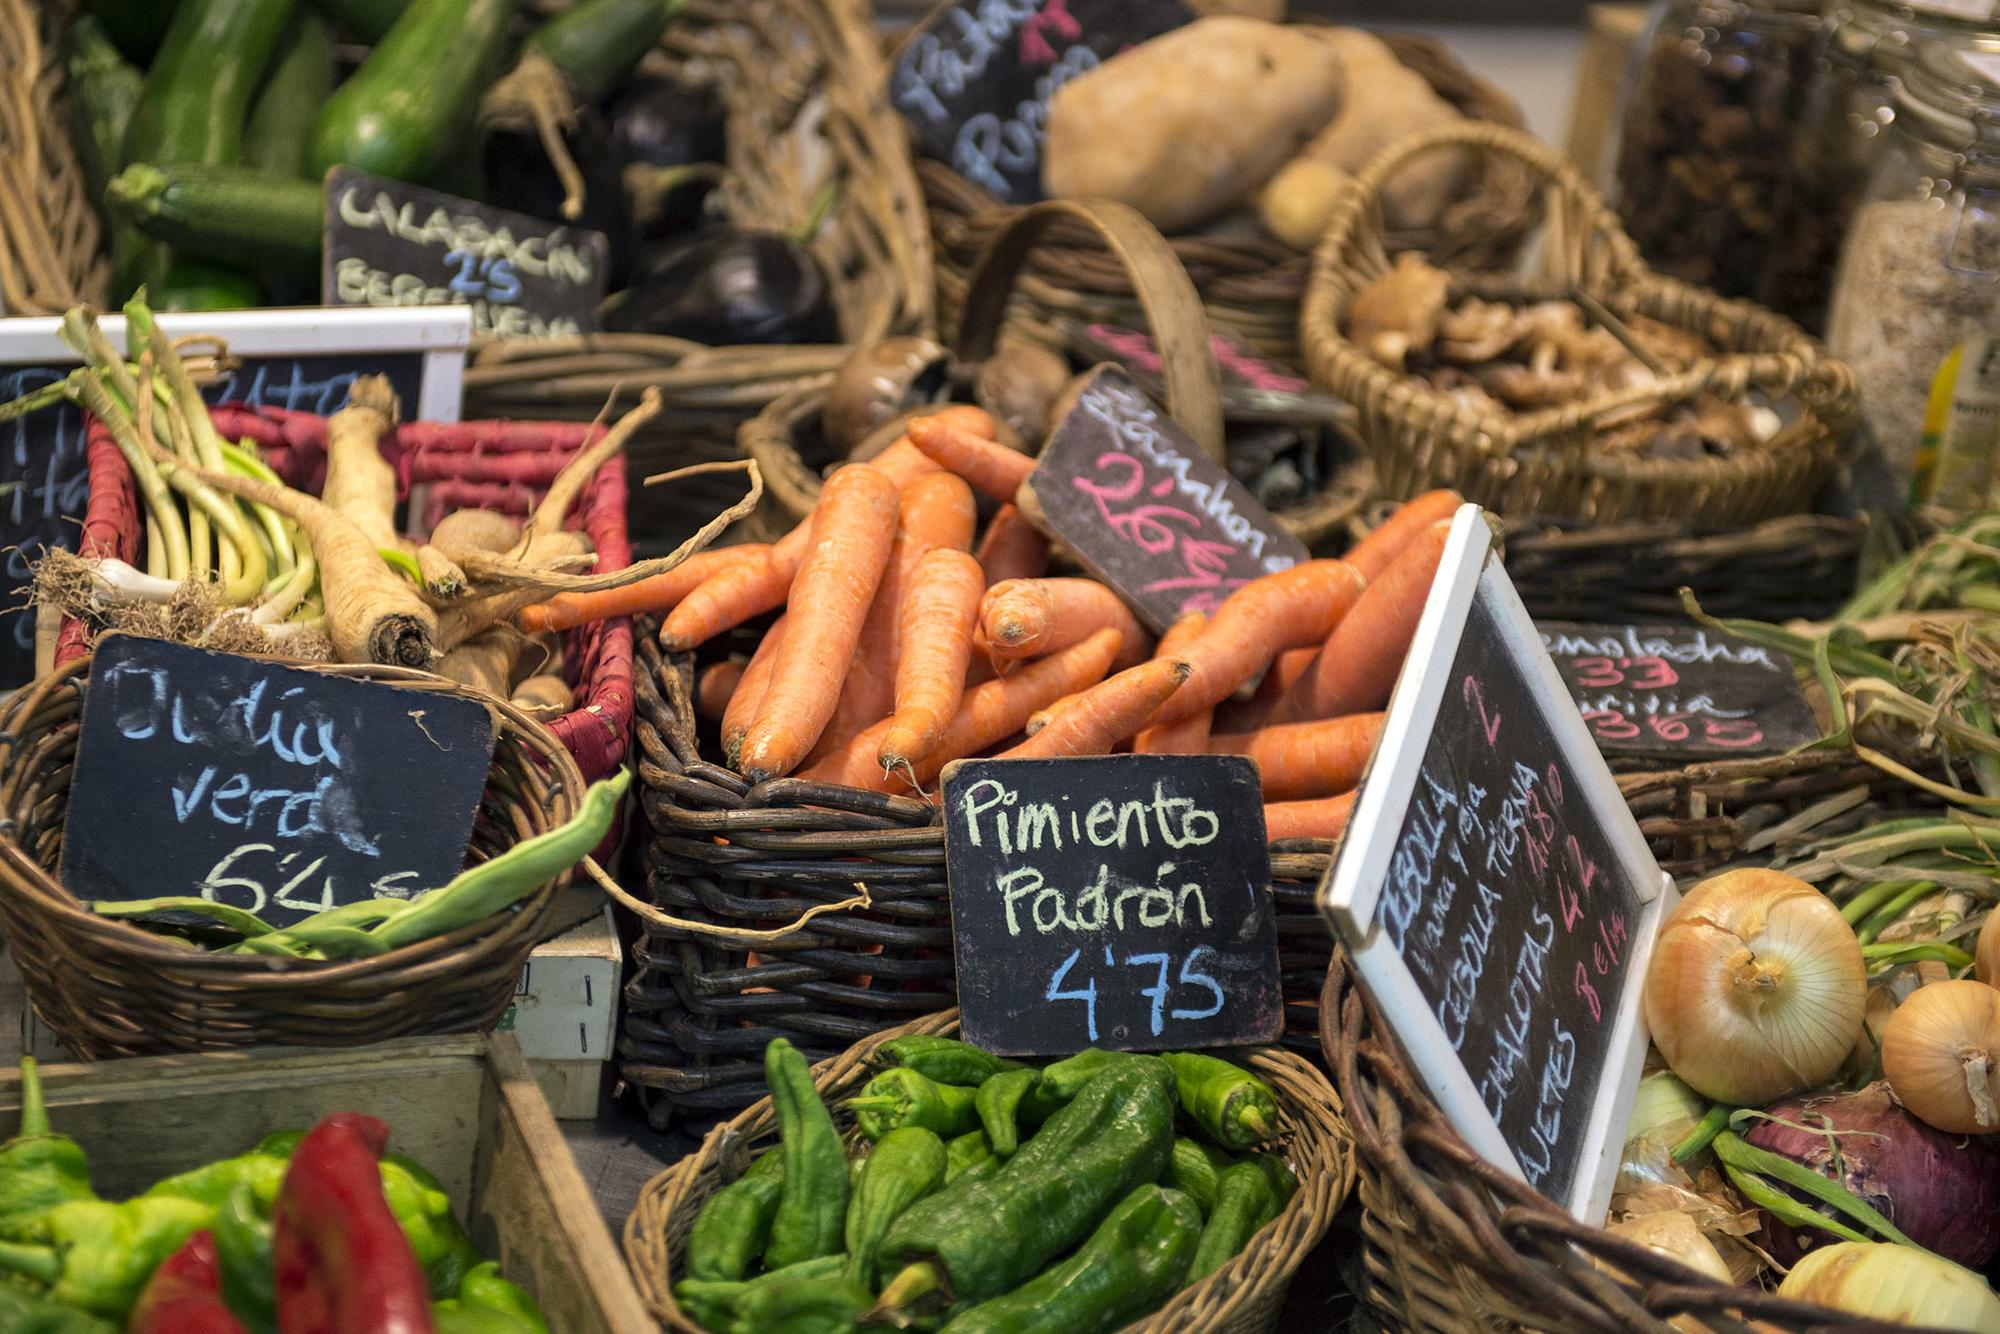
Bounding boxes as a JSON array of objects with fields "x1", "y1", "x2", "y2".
[
  {"x1": 1329, "y1": 121, "x2": 1645, "y2": 291},
  {"x1": 955, "y1": 199, "x2": 1226, "y2": 461}
]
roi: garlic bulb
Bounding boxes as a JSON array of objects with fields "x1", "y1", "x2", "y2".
[
  {"x1": 1643, "y1": 869, "x2": 1866, "y2": 1106},
  {"x1": 1882, "y1": 979, "x2": 2000, "y2": 1135},
  {"x1": 1778, "y1": 1242, "x2": 2000, "y2": 1331}
]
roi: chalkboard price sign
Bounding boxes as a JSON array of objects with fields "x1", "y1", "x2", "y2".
[
  {"x1": 1025, "y1": 367, "x2": 1308, "y2": 633},
  {"x1": 61, "y1": 637, "x2": 497, "y2": 927},
  {"x1": 323, "y1": 167, "x2": 608, "y2": 339},
  {"x1": 1538, "y1": 620, "x2": 1819, "y2": 760},
  {"x1": 1320, "y1": 507, "x2": 1674, "y2": 1222},
  {"x1": 1060, "y1": 321, "x2": 1346, "y2": 420},
  {"x1": 942, "y1": 754, "x2": 1281, "y2": 1057},
  {"x1": 889, "y1": 0, "x2": 1192, "y2": 204}
]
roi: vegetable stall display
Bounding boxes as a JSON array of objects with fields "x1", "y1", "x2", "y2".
[{"x1": 0, "y1": 1059, "x2": 553, "y2": 1331}]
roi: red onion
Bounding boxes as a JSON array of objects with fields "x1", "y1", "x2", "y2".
[{"x1": 1742, "y1": 1081, "x2": 2000, "y2": 1267}]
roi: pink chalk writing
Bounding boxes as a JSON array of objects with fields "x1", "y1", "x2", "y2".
[
  {"x1": 1071, "y1": 452, "x2": 1248, "y2": 614},
  {"x1": 1019, "y1": 0, "x2": 1081, "y2": 65},
  {"x1": 1085, "y1": 323, "x2": 1310, "y2": 394}
]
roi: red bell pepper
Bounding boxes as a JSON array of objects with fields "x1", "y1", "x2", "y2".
[
  {"x1": 272, "y1": 1113, "x2": 435, "y2": 1334},
  {"x1": 129, "y1": 1230, "x2": 247, "y2": 1334}
]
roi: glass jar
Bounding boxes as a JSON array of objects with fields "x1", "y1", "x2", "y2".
[
  {"x1": 1615, "y1": 0, "x2": 1826, "y2": 302},
  {"x1": 1826, "y1": 37, "x2": 2000, "y2": 494},
  {"x1": 1761, "y1": 0, "x2": 2000, "y2": 333}
]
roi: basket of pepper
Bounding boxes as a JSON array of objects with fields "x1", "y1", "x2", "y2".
[
  {"x1": 1300, "y1": 121, "x2": 1857, "y2": 530},
  {"x1": 0, "y1": 1032, "x2": 654, "y2": 1330},
  {"x1": 623, "y1": 1010, "x2": 1352, "y2": 1333},
  {"x1": 0, "y1": 651, "x2": 625, "y2": 1058}
]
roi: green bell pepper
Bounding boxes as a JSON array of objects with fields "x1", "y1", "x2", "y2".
[
  {"x1": 0, "y1": 1195, "x2": 214, "y2": 1318},
  {"x1": 432, "y1": 1260, "x2": 550, "y2": 1333},
  {"x1": 0, "y1": 1060, "x2": 96, "y2": 1243}
]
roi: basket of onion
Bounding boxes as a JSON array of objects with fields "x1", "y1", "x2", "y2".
[{"x1": 1325, "y1": 860, "x2": 2000, "y2": 1333}]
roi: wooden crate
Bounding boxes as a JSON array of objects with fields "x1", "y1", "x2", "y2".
[{"x1": 0, "y1": 1033, "x2": 653, "y2": 1334}]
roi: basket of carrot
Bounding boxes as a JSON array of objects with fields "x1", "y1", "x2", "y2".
[{"x1": 606, "y1": 338, "x2": 1462, "y2": 1124}]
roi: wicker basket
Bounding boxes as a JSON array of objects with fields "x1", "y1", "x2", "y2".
[
  {"x1": 918, "y1": 30, "x2": 1536, "y2": 365},
  {"x1": 623, "y1": 1008, "x2": 1355, "y2": 1334},
  {"x1": 1319, "y1": 952, "x2": 1950, "y2": 1333},
  {"x1": 740, "y1": 197, "x2": 1371, "y2": 550},
  {"x1": 0, "y1": 652, "x2": 588, "y2": 1059},
  {"x1": 1300, "y1": 122, "x2": 1858, "y2": 528},
  {"x1": 59, "y1": 401, "x2": 638, "y2": 780},
  {"x1": 620, "y1": 632, "x2": 1340, "y2": 1127},
  {"x1": 0, "y1": 0, "x2": 103, "y2": 316}
]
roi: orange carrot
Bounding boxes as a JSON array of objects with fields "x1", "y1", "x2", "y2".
[
  {"x1": 805, "y1": 627, "x2": 1122, "y2": 791},
  {"x1": 1273, "y1": 521, "x2": 1450, "y2": 724},
  {"x1": 1211, "y1": 712, "x2": 1385, "y2": 800},
  {"x1": 809, "y1": 473, "x2": 978, "y2": 765},
  {"x1": 911, "y1": 403, "x2": 1001, "y2": 439},
  {"x1": 1133, "y1": 614, "x2": 1212, "y2": 754},
  {"x1": 976, "y1": 504, "x2": 1051, "y2": 584},
  {"x1": 518, "y1": 546, "x2": 751, "y2": 633},
  {"x1": 696, "y1": 660, "x2": 746, "y2": 724},
  {"x1": 1216, "y1": 644, "x2": 1317, "y2": 732},
  {"x1": 980, "y1": 578, "x2": 1150, "y2": 669},
  {"x1": 908, "y1": 416, "x2": 1035, "y2": 503},
  {"x1": 1145, "y1": 559, "x2": 1366, "y2": 729},
  {"x1": 1000, "y1": 658, "x2": 1190, "y2": 759},
  {"x1": 1024, "y1": 691, "x2": 1085, "y2": 738},
  {"x1": 722, "y1": 615, "x2": 785, "y2": 764},
  {"x1": 879, "y1": 549, "x2": 986, "y2": 773},
  {"x1": 1345, "y1": 490, "x2": 1462, "y2": 582},
  {"x1": 738, "y1": 465, "x2": 902, "y2": 781},
  {"x1": 1264, "y1": 790, "x2": 1356, "y2": 842}
]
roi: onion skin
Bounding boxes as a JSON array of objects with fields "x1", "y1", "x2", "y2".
[
  {"x1": 1882, "y1": 979, "x2": 2000, "y2": 1135},
  {"x1": 1741, "y1": 1082, "x2": 2000, "y2": 1268},
  {"x1": 1643, "y1": 869, "x2": 1866, "y2": 1106},
  {"x1": 1978, "y1": 910, "x2": 2000, "y2": 988},
  {"x1": 1778, "y1": 1242, "x2": 2000, "y2": 1331}
]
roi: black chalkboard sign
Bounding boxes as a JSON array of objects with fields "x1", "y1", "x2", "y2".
[
  {"x1": 1538, "y1": 620, "x2": 1819, "y2": 760},
  {"x1": 323, "y1": 167, "x2": 608, "y2": 339},
  {"x1": 1321, "y1": 508, "x2": 1672, "y2": 1222},
  {"x1": 1060, "y1": 321, "x2": 1345, "y2": 420},
  {"x1": 0, "y1": 350, "x2": 430, "y2": 691},
  {"x1": 61, "y1": 636, "x2": 497, "y2": 927},
  {"x1": 941, "y1": 754, "x2": 1281, "y2": 1057},
  {"x1": 1025, "y1": 367, "x2": 1309, "y2": 633},
  {"x1": 889, "y1": 0, "x2": 1192, "y2": 204}
]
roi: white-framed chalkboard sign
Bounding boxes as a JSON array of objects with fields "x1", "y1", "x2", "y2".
[{"x1": 1318, "y1": 504, "x2": 1676, "y2": 1223}]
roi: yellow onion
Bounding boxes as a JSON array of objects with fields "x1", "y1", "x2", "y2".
[
  {"x1": 1643, "y1": 869, "x2": 1865, "y2": 1106},
  {"x1": 1777, "y1": 1241, "x2": 2000, "y2": 1330},
  {"x1": 1882, "y1": 979, "x2": 2000, "y2": 1134},
  {"x1": 1977, "y1": 910, "x2": 2000, "y2": 987},
  {"x1": 1598, "y1": 1213, "x2": 1734, "y2": 1333}
]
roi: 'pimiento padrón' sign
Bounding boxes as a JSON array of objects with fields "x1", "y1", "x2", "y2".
[
  {"x1": 322, "y1": 167, "x2": 608, "y2": 339},
  {"x1": 62, "y1": 637, "x2": 496, "y2": 927},
  {"x1": 1320, "y1": 506, "x2": 1676, "y2": 1223},
  {"x1": 1024, "y1": 367, "x2": 1308, "y2": 633},
  {"x1": 942, "y1": 754, "x2": 1281, "y2": 1057}
]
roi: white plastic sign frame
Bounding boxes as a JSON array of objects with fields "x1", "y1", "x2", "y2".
[
  {"x1": 0, "y1": 306, "x2": 471, "y2": 422},
  {"x1": 1318, "y1": 504, "x2": 1677, "y2": 1223}
]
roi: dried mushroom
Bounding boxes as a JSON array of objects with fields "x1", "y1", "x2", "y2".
[{"x1": 1345, "y1": 253, "x2": 1450, "y2": 370}]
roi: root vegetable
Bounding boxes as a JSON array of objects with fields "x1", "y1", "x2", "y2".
[
  {"x1": 437, "y1": 626, "x2": 525, "y2": 696},
  {"x1": 697, "y1": 660, "x2": 745, "y2": 724},
  {"x1": 1882, "y1": 980, "x2": 2000, "y2": 1135},
  {"x1": 660, "y1": 546, "x2": 794, "y2": 650},
  {"x1": 1133, "y1": 614, "x2": 1213, "y2": 754},
  {"x1": 412, "y1": 544, "x2": 467, "y2": 599},
  {"x1": 1257, "y1": 157, "x2": 1352, "y2": 251},
  {"x1": 429, "y1": 508, "x2": 523, "y2": 561},
  {"x1": 974, "y1": 342, "x2": 1069, "y2": 448},
  {"x1": 519, "y1": 546, "x2": 749, "y2": 633},
  {"x1": 975, "y1": 505, "x2": 1050, "y2": 584},
  {"x1": 1024, "y1": 691, "x2": 1083, "y2": 738},
  {"x1": 1263, "y1": 791, "x2": 1355, "y2": 841},
  {"x1": 1272, "y1": 522, "x2": 1448, "y2": 723},
  {"x1": 738, "y1": 465, "x2": 903, "y2": 782},
  {"x1": 879, "y1": 549, "x2": 985, "y2": 775},
  {"x1": 321, "y1": 375, "x2": 400, "y2": 549},
  {"x1": 980, "y1": 579, "x2": 1150, "y2": 670},
  {"x1": 1345, "y1": 490, "x2": 1463, "y2": 581},
  {"x1": 907, "y1": 417, "x2": 1035, "y2": 503},
  {"x1": 724, "y1": 616, "x2": 786, "y2": 765},
  {"x1": 1042, "y1": 17, "x2": 1348, "y2": 232},
  {"x1": 511, "y1": 674, "x2": 573, "y2": 721},
  {"x1": 1211, "y1": 712, "x2": 1383, "y2": 800},
  {"x1": 998, "y1": 658, "x2": 1191, "y2": 759}
]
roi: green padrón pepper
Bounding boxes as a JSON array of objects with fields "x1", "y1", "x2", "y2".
[
  {"x1": 1018, "y1": 1049, "x2": 1141, "y2": 1123},
  {"x1": 211, "y1": 1182, "x2": 274, "y2": 1330},
  {"x1": 0, "y1": 1059, "x2": 96, "y2": 1241},
  {"x1": 0, "y1": 1284, "x2": 117, "y2": 1332},
  {"x1": 763, "y1": 1039, "x2": 847, "y2": 1270},
  {"x1": 675, "y1": 1253, "x2": 844, "y2": 1332},
  {"x1": 0, "y1": 1195, "x2": 213, "y2": 1318},
  {"x1": 1160, "y1": 1051, "x2": 1279, "y2": 1150},
  {"x1": 434, "y1": 1260, "x2": 551, "y2": 1333},
  {"x1": 845, "y1": 1127, "x2": 944, "y2": 1285},
  {"x1": 973, "y1": 1069, "x2": 1037, "y2": 1157},
  {"x1": 1187, "y1": 1161, "x2": 1277, "y2": 1282},
  {"x1": 685, "y1": 1148, "x2": 784, "y2": 1282},
  {"x1": 876, "y1": 1058, "x2": 1176, "y2": 1310},
  {"x1": 732, "y1": 1266, "x2": 873, "y2": 1334},
  {"x1": 1165, "y1": 1138, "x2": 1234, "y2": 1216},
  {"x1": 849, "y1": 1068, "x2": 980, "y2": 1142},
  {"x1": 874, "y1": 1037, "x2": 1023, "y2": 1088},
  {"x1": 942, "y1": 1131, "x2": 993, "y2": 1185},
  {"x1": 938, "y1": 1185, "x2": 1201, "y2": 1334}
]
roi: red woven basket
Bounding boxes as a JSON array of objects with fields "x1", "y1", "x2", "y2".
[{"x1": 58, "y1": 405, "x2": 634, "y2": 781}]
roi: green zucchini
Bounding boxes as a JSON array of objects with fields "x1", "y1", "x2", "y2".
[
  {"x1": 309, "y1": 0, "x2": 516, "y2": 184},
  {"x1": 525, "y1": 0, "x2": 685, "y2": 104},
  {"x1": 108, "y1": 164, "x2": 321, "y2": 280},
  {"x1": 153, "y1": 260, "x2": 263, "y2": 311},
  {"x1": 83, "y1": 0, "x2": 179, "y2": 65},
  {"x1": 64, "y1": 18, "x2": 161, "y2": 304},
  {"x1": 300, "y1": 0, "x2": 409, "y2": 43},
  {"x1": 244, "y1": 11, "x2": 334, "y2": 178},
  {"x1": 121, "y1": 0, "x2": 298, "y2": 168}
]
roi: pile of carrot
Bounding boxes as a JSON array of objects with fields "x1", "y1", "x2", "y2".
[{"x1": 535, "y1": 401, "x2": 1463, "y2": 845}]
